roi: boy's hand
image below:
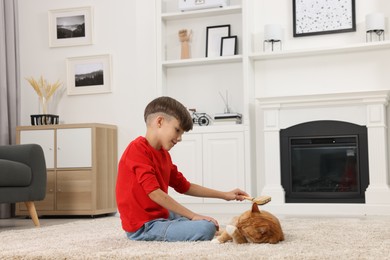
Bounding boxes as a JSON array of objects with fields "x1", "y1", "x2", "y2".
[
  {"x1": 224, "y1": 188, "x2": 249, "y2": 201},
  {"x1": 191, "y1": 214, "x2": 219, "y2": 231}
]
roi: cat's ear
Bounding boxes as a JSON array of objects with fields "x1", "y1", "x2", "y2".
[{"x1": 251, "y1": 203, "x2": 260, "y2": 213}]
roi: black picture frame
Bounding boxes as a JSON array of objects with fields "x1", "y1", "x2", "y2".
[
  {"x1": 206, "y1": 24, "x2": 231, "y2": 57},
  {"x1": 293, "y1": 0, "x2": 356, "y2": 37},
  {"x1": 220, "y1": 36, "x2": 238, "y2": 56}
]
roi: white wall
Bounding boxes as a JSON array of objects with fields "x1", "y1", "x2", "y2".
[{"x1": 17, "y1": 0, "x2": 157, "y2": 155}]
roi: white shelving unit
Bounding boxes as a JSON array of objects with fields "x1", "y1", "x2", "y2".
[
  {"x1": 156, "y1": 0, "x2": 253, "y2": 208},
  {"x1": 156, "y1": 0, "x2": 246, "y2": 120}
]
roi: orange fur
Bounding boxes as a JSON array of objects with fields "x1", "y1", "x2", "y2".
[{"x1": 214, "y1": 203, "x2": 284, "y2": 244}]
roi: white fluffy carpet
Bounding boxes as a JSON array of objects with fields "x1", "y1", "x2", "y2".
[{"x1": 0, "y1": 215, "x2": 390, "y2": 259}]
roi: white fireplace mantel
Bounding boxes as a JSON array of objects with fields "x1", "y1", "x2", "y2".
[{"x1": 256, "y1": 90, "x2": 390, "y2": 215}]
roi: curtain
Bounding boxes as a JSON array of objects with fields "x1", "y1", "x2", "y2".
[
  {"x1": 0, "y1": 0, "x2": 20, "y2": 146},
  {"x1": 0, "y1": 0, "x2": 20, "y2": 219}
]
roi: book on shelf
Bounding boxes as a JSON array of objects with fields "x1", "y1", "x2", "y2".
[
  {"x1": 213, "y1": 112, "x2": 242, "y2": 120},
  {"x1": 212, "y1": 112, "x2": 242, "y2": 125}
]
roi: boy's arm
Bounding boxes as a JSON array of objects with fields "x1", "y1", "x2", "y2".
[
  {"x1": 148, "y1": 188, "x2": 219, "y2": 228},
  {"x1": 184, "y1": 183, "x2": 249, "y2": 201}
]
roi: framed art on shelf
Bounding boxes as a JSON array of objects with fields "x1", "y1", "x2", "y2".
[
  {"x1": 206, "y1": 24, "x2": 231, "y2": 58},
  {"x1": 66, "y1": 54, "x2": 112, "y2": 95},
  {"x1": 48, "y1": 6, "x2": 93, "y2": 47},
  {"x1": 293, "y1": 0, "x2": 356, "y2": 37},
  {"x1": 221, "y1": 36, "x2": 237, "y2": 56}
]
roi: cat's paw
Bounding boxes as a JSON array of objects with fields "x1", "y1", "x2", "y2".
[
  {"x1": 225, "y1": 225, "x2": 237, "y2": 236},
  {"x1": 211, "y1": 238, "x2": 222, "y2": 244}
]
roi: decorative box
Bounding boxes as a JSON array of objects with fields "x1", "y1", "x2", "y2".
[{"x1": 178, "y1": 0, "x2": 229, "y2": 12}]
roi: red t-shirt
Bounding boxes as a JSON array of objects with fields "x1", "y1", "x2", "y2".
[{"x1": 116, "y1": 136, "x2": 191, "y2": 232}]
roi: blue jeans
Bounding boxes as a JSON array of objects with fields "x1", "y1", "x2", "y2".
[{"x1": 126, "y1": 212, "x2": 216, "y2": 242}]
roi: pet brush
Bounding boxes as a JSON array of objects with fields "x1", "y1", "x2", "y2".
[{"x1": 243, "y1": 195, "x2": 271, "y2": 205}]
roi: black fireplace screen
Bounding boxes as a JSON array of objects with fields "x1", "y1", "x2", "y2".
[
  {"x1": 291, "y1": 137, "x2": 358, "y2": 193},
  {"x1": 280, "y1": 121, "x2": 369, "y2": 203}
]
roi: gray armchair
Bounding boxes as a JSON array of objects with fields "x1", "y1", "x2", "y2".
[{"x1": 0, "y1": 144, "x2": 47, "y2": 226}]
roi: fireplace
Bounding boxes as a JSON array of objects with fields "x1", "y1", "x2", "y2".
[
  {"x1": 256, "y1": 91, "x2": 390, "y2": 215},
  {"x1": 280, "y1": 120, "x2": 369, "y2": 203}
]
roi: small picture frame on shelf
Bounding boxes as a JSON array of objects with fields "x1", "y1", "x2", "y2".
[
  {"x1": 206, "y1": 24, "x2": 231, "y2": 57},
  {"x1": 293, "y1": 0, "x2": 356, "y2": 37},
  {"x1": 221, "y1": 36, "x2": 237, "y2": 56},
  {"x1": 48, "y1": 6, "x2": 94, "y2": 47},
  {"x1": 66, "y1": 54, "x2": 112, "y2": 95}
]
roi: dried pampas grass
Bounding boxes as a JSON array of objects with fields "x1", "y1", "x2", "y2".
[
  {"x1": 26, "y1": 76, "x2": 62, "y2": 100},
  {"x1": 26, "y1": 76, "x2": 63, "y2": 114}
]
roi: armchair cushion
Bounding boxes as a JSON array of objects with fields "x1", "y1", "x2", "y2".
[
  {"x1": 0, "y1": 144, "x2": 46, "y2": 204},
  {"x1": 0, "y1": 159, "x2": 32, "y2": 187}
]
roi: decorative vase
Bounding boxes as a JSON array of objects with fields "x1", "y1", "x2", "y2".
[
  {"x1": 30, "y1": 97, "x2": 59, "y2": 126},
  {"x1": 39, "y1": 96, "x2": 48, "y2": 114}
]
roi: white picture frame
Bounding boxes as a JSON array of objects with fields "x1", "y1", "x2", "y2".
[
  {"x1": 66, "y1": 54, "x2": 112, "y2": 95},
  {"x1": 48, "y1": 6, "x2": 94, "y2": 47}
]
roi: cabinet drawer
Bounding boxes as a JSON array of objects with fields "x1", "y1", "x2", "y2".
[{"x1": 56, "y1": 170, "x2": 92, "y2": 211}]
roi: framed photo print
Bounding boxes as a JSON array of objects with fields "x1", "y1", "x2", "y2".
[
  {"x1": 221, "y1": 36, "x2": 238, "y2": 56},
  {"x1": 66, "y1": 54, "x2": 112, "y2": 95},
  {"x1": 293, "y1": 0, "x2": 356, "y2": 37},
  {"x1": 48, "y1": 6, "x2": 93, "y2": 47},
  {"x1": 206, "y1": 24, "x2": 231, "y2": 58}
]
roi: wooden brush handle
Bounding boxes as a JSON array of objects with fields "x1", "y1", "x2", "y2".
[{"x1": 243, "y1": 196, "x2": 254, "y2": 201}]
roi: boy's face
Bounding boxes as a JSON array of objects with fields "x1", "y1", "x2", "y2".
[{"x1": 158, "y1": 116, "x2": 184, "y2": 151}]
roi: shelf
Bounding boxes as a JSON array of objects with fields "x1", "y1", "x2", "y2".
[
  {"x1": 161, "y1": 5, "x2": 242, "y2": 21},
  {"x1": 162, "y1": 55, "x2": 243, "y2": 68},
  {"x1": 190, "y1": 123, "x2": 247, "y2": 134},
  {"x1": 249, "y1": 41, "x2": 390, "y2": 61}
]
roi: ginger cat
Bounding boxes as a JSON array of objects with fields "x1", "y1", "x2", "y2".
[{"x1": 213, "y1": 203, "x2": 284, "y2": 244}]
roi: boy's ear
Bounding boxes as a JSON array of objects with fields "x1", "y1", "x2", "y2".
[{"x1": 156, "y1": 115, "x2": 164, "y2": 127}]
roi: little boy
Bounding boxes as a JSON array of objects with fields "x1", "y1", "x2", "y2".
[{"x1": 116, "y1": 96, "x2": 249, "y2": 242}]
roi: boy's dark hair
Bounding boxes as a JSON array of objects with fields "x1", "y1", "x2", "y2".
[{"x1": 144, "y1": 96, "x2": 193, "y2": 132}]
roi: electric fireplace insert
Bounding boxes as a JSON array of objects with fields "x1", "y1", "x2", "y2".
[{"x1": 280, "y1": 120, "x2": 369, "y2": 203}]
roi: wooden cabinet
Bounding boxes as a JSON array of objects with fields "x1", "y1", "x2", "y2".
[
  {"x1": 169, "y1": 127, "x2": 247, "y2": 203},
  {"x1": 15, "y1": 123, "x2": 117, "y2": 216}
]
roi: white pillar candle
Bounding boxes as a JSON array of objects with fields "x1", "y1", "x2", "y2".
[
  {"x1": 264, "y1": 24, "x2": 282, "y2": 41},
  {"x1": 366, "y1": 13, "x2": 385, "y2": 32}
]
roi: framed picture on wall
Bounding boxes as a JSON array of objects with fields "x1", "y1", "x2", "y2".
[
  {"x1": 293, "y1": 0, "x2": 356, "y2": 37},
  {"x1": 66, "y1": 54, "x2": 112, "y2": 95},
  {"x1": 206, "y1": 24, "x2": 231, "y2": 57},
  {"x1": 48, "y1": 6, "x2": 94, "y2": 47}
]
